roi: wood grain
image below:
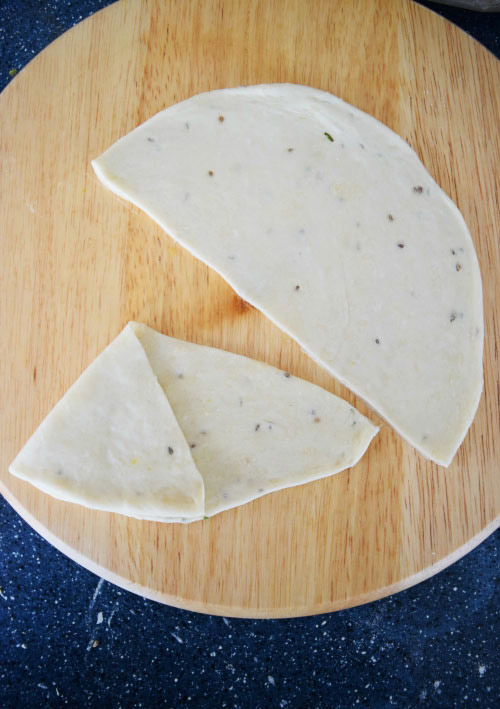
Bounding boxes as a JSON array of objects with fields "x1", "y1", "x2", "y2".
[{"x1": 1, "y1": 0, "x2": 499, "y2": 617}]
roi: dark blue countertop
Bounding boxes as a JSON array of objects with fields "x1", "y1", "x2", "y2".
[{"x1": 1, "y1": 2, "x2": 499, "y2": 707}]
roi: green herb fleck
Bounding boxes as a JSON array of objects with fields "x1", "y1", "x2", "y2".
[
  {"x1": 204, "y1": 516, "x2": 209, "y2": 520},
  {"x1": 9, "y1": 68, "x2": 18, "y2": 77},
  {"x1": 324, "y1": 132, "x2": 334, "y2": 142}
]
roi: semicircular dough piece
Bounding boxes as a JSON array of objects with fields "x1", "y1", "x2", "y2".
[
  {"x1": 9, "y1": 325, "x2": 205, "y2": 519},
  {"x1": 93, "y1": 84, "x2": 484, "y2": 466},
  {"x1": 9, "y1": 323, "x2": 378, "y2": 521}
]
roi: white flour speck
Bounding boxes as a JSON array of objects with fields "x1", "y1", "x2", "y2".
[
  {"x1": 478, "y1": 665, "x2": 486, "y2": 677},
  {"x1": 171, "y1": 633, "x2": 184, "y2": 644},
  {"x1": 268, "y1": 675, "x2": 276, "y2": 687},
  {"x1": 434, "y1": 680, "x2": 441, "y2": 689},
  {"x1": 96, "y1": 612, "x2": 103, "y2": 625},
  {"x1": 92, "y1": 578, "x2": 104, "y2": 604}
]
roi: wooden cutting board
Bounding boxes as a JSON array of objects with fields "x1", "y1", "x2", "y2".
[{"x1": 1, "y1": 0, "x2": 499, "y2": 618}]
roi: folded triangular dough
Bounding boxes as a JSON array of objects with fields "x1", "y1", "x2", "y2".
[
  {"x1": 131, "y1": 322, "x2": 377, "y2": 517},
  {"x1": 10, "y1": 323, "x2": 378, "y2": 521},
  {"x1": 92, "y1": 84, "x2": 484, "y2": 466},
  {"x1": 9, "y1": 325, "x2": 205, "y2": 519}
]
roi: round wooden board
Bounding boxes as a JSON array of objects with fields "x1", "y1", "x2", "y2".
[{"x1": 1, "y1": 0, "x2": 499, "y2": 618}]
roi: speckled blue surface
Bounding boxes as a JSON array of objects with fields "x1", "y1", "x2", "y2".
[
  {"x1": 1, "y1": 497, "x2": 499, "y2": 707},
  {"x1": 1, "y1": 2, "x2": 499, "y2": 707}
]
